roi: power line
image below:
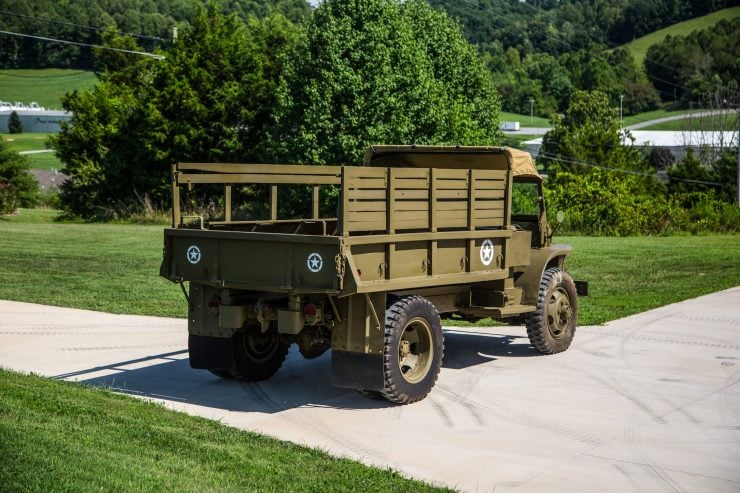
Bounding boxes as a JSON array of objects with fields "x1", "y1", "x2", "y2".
[
  {"x1": 0, "y1": 9, "x2": 164, "y2": 42},
  {"x1": 0, "y1": 30, "x2": 164, "y2": 60}
]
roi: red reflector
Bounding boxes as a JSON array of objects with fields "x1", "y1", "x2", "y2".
[
  {"x1": 208, "y1": 295, "x2": 221, "y2": 308},
  {"x1": 304, "y1": 303, "x2": 317, "y2": 317}
]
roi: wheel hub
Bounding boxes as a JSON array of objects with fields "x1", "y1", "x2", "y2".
[
  {"x1": 398, "y1": 317, "x2": 433, "y2": 384},
  {"x1": 546, "y1": 288, "x2": 572, "y2": 339}
]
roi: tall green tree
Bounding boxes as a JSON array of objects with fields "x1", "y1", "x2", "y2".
[
  {"x1": 8, "y1": 111, "x2": 23, "y2": 134},
  {"x1": 269, "y1": 0, "x2": 502, "y2": 165},
  {"x1": 51, "y1": 4, "x2": 297, "y2": 218},
  {"x1": 541, "y1": 90, "x2": 667, "y2": 235},
  {"x1": 0, "y1": 139, "x2": 37, "y2": 213}
]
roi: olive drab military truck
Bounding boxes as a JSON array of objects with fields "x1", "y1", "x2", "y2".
[{"x1": 160, "y1": 146, "x2": 588, "y2": 404}]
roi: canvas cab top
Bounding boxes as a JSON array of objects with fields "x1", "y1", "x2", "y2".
[{"x1": 363, "y1": 145, "x2": 541, "y2": 180}]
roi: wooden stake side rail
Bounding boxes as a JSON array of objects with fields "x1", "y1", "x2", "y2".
[{"x1": 172, "y1": 163, "x2": 511, "y2": 240}]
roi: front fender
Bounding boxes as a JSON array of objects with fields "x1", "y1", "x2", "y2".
[{"x1": 515, "y1": 244, "x2": 573, "y2": 305}]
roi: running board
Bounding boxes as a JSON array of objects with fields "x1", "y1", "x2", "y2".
[{"x1": 459, "y1": 304, "x2": 537, "y2": 318}]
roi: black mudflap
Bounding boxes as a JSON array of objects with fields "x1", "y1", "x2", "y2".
[
  {"x1": 331, "y1": 350, "x2": 384, "y2": 391},
  {"x1": 188, "y1": 334, "x2": 236, "y2": 372}
]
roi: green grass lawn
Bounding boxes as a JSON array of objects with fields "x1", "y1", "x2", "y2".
[
  {"x1": 0, "y1": 369, "x2": 448, "y2": 493},
  {"x1": 499, "y1": 111, "x2": 551, "y2": 128},
  {"x1": 1, "y1": 209, "x2": 738, "y2": 325},
  {"x1": 2, "y1": 132, "x2": 63, "y2": 170},
  {"x1": 0, "y1": 69, "x2": 97, "y2": 109},
  {"x1": 622, "y1": 7, "x2": 740, "y2": 68},
  {"x1": 641, "y1": 112, "x2": 737, "y2": 131}
]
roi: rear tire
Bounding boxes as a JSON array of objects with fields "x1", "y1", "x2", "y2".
[
  {"x1": 232, "y1": 326, "x2": 290, "y2": 381},
  {"x1": 525, "y1": 268, "x2": 578, "y2": 354},
  {"x1": 381, "y1": 296, "x2": 444, "y2": 404}
]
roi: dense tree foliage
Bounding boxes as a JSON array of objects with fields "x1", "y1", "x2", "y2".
[
  {"x1": 541, "y1": 90, "x2": 739, "y2": 235},
  {"x1": 644, "y1": 18, "x2": 739, "y2": 104},
  {"x1": 51, "y1": 4, "x2": 297, "y2": 218},
  {"x1": 0, "y1": 0, "x2": 310, "y2": 69},
  {"x1": 428, "y1": 0, "x2": 734, "y2": 114},
  {"x1": 269, "y1": 0, "x2": 502, "y2": 166},
  {"x1": 0, "y1": 139, "x2": 37, "y2": 213}
]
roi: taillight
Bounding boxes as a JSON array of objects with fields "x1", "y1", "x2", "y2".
[{"x1": 303, "y1": 302, "x2": 323, "y2": 325}]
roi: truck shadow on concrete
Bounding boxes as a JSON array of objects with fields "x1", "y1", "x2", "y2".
[{"x1": 62, "y1": 329, "x2": 537, "y2": 414}]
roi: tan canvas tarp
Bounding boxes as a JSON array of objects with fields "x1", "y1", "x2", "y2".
[{"x1": 363, "y1": 145, "x2": 541, "y2": 180}]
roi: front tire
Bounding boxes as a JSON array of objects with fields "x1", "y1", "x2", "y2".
[
  {"x1": 232, "y1": 326, "x2": 290, "y2": 381},
  {"x1": 525, "y1": 267, "x2": 578, "y2": 354},
  {"x1": 381, "y1": 296, "x2": 444, "y2": 404}
]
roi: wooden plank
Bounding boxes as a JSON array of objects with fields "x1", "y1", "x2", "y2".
[
  {"x1": 392, "y1": 177, "x2": 429, "y2": 189},
  {"x1": 474, "y1": 201, "x2": 505, "y2": 211},
  {"x1": 178, "y1": 173, "x2": 340, "y2": 185},
  {"x1": 436, "y1": 210, "x2": 473, "y2": 221},
  {"x1": 349, "y1": 211, "x2": 386, "y2": 224},
  {"x1": 436, "y1": 189, "x2": 468, "y2": 199},
  {"x1": 474, "y1": 180, "x2": 506, "y2": 190},
  {"x1": 474, "y1": 210, "x2": 505, "y2": 219},
  {"x1": 435, "y1": 179, "x2": 468, "y2": 190},
  {"x1": 270, "y1": 185, "x2": 277, "y2": 221},
  {"x1": 225, "y1": 185, "x2": 232, "y2": 222},
  {"x1": 345, "y1": 167, "x2": 387, "y2": 178},
  {"x1": 347, "y1": 178, "x2": 387, "y2": 189},
  {"x1": 179, "y1": 162, "x2": 342, "y2": 176},
  {"x1": 394, "y1": 200, "x2": 429, "y2": 212},
  {"x1": 396, "y1": 210, "x2": 429, "y2": 222},
  {"x1": 342, "y1": 228, "x2": 512, "y2": 246},
  {"x1": 390, "y1": 168, "x2": 430, "y2": 179},
  {"x1": 348, "y1": 220, "x2": 386, "y2": 231},
  {"x1": 473, "y1": 217, "x2": 504, "y2": 227},
  {"x1": 474, "y1": 189, "x2": 505, "y2": 199},
  {"x1": 433, "y1": 169, "x2": 469, "y2": 179},
  {"x1": 437, "y1": 217, "x2": 468, "y2": 228},
  {"x1": 348, "y1": 201, "x2": 387, "y2": 212},
  {"x1": 348, "y1": 189, "x2": 386, "y2": 200},
  {"x1": 474, "y1": 169, "x2": 507, "y2": 180},
  {"x1": 396, "y1": 189, "x2": 428, "y2": 200},
  {"x1": 435, "y1": 201, "x2": 468, "y2": 211}
]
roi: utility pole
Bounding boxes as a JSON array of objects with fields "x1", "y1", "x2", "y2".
[
  {"x1": 529, "y1": 98, "x2": 534, "y2": 125},
  {"x1": 619, "y1": 94, "x2": 624, "y2": 128},
  {"x1": 736, "y1": 107, "x2": 739, "y2": 206}
]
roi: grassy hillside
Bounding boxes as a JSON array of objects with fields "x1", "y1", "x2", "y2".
[
  {"x1": 0, "y1": 69, "x2": 97, "y2": 109},
  {"x1": 623, "y1": 7, "x2": 740, "y2": 68}
]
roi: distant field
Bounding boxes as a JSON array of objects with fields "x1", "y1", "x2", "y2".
[
  {"x1": 622, "y1": 109, "x2": 694, "y2": 126},
  {"x1": 1, "y1": 133, "x2": 62, "y2": 170},
  {"x1": 0, "y1": 69, "x2": 97, "y2": 109},
  {"x1": 499, "y1": 111, "x2": 551, "y2": 128},
  {"x1": 642, "y1": 113, "x2": 738, "y2": 131},
  {"x1": 623, "y1": 7, "x2": 740, "y2": 68}
]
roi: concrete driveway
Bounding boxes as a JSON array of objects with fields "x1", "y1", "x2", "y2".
[{"x1": 1, "y1": 288, "x2": 739, "y2": 492}]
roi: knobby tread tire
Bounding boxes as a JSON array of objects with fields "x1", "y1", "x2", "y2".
[
  {"x1": 525, "y1": 267, "x2": 578, "y2": 355},
  {"x1": 231, "y1": 328, "x2": 290, "y2": 382},
  {"x1": 381, "y1": 296, "x2": 444, "y2": 404}
]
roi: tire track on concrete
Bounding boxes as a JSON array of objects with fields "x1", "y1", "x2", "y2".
[
  {"x1": 435, "y1": 384, "x2": 601, "y2": 445},
  {"x1": 239, "y1": 382, "x2": 390, "y2": 464}
]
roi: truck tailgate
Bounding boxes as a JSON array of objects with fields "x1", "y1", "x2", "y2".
[{"x1": 160, "y1": 229, "x2": 342, "y2": 293}]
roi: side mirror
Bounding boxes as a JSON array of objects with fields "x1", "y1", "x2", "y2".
[{"x1": 548, "y1": 210, "x2": 565, "y2": 241}]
